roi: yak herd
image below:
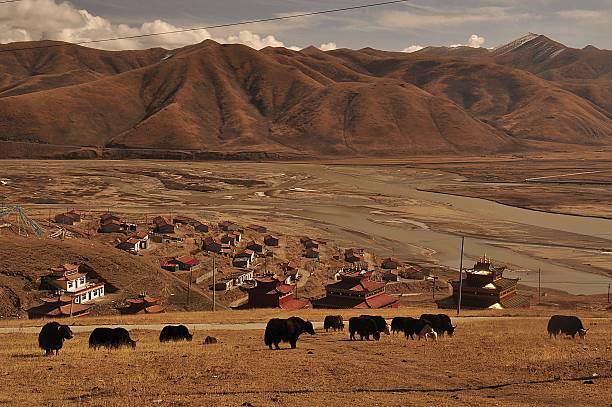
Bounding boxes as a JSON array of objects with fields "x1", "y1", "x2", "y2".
[{"x1": 37, "y1": 314, "x2": 588, "y2": 355}]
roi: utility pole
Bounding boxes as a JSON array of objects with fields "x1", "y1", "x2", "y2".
[
  {"x1": 608, "y1": 283, "x2": 610, "y2": 304},
  {"x1": 212, "y1": 255, "x2": 216, "y2": 312},
  {"x1": 538, "y1": 268, "x2": 541, "y2": 303},
  {"x1": 187, "y1": 268, "x2": 193, "y2": 310},
  {"x1": 430, "y1": 275, "x2": 439, "y2": 300},
  {"x1": 457, "y1": 236, "x2": 464, "y2": 316}
]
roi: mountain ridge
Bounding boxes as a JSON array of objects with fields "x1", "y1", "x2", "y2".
[{"x1": 0, "y1": 35, "x2": 611, "y2": 159}]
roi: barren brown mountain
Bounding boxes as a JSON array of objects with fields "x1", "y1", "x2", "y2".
[
  {"x1": 417, "y1": 33, "x2": 612, "y2": 124},
  {"x1": 1, "y1": 34, "x2": 611, "y2": 159}
]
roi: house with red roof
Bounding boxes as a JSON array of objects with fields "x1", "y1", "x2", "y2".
[
  {"x1": 27, "y1": 296, "x2": 91, "y2": 319},
  {"x1": 246, "y1": 276, "x2": 310, "y2": 310},
  {"x1": 54, "y1": 211, "x2": 81, "y2": 225},
  {"x1": 280, "y1": 261, "x2": 300, "y2": 282},
  {"x1": 118, "y1": 295, "x2": 165, "y2": 314},
  {"x1": 221, "y1": 234, "x2": 237, "y2": 246},
  {"x1": 345, "y1": 248, "x2": 365, "y2": 263},
  {"x1": 42, "y1": 264, "x2": 105, "y2": 305},
  {"x1": 248, "y1": 224, "x2": 268, "y2": 233},
  {"x1": 116, "y1": 237, "x2": 142, "y2": 253},
  {"x1": 229, "y1": 230, "x2": 242, "y2": 243},
  {"x1": 381, "y1": 257, "x2": 401, "y2": 270},
  {"x1": 312, "y1": 272, "x2": 398, "y2": 309},
  {"x1": 135, "y1": 231, "x2": 150, "y2": 249},
  {"x1": 194, "y1": 222, "x2": 209, "y2": 233},
  {"x1": 246, "y1": 240, "x2": 264, "y2": 254},
  {"x1": 99, "y1": 219, "x2": 122, "y2": 233},
  {"x1": 264, "y1": 235, "x2": 279, "y2": 247},
  {"x1": 304, "y1": 239, "x2": 319, "y2": 249},
  {"x1": 153, "y1": 216, "x2": 175, "y2": 234},
  {"x1": 203, "y1": 236, "x2": 223, "y2": 253},
  {"x1": 304, "y1": 248, "x2": 320, "y2": 259},
  {"x1": 167, "y1": 255, "x2": 200, "y2": 271},
  {"x1": 219, "y1": 221, "x2": 241, "y2": 232}
]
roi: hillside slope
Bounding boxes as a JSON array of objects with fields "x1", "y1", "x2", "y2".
[{"x1": 0, "y1": 235, "x2": 210, "y2": 317}]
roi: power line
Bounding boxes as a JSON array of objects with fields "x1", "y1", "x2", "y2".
[
  {"x1": 519, "y1": 281, "x2": 611, "y2": 285},
  {"x1": 0, "y1": 0, "x2": 412, "y2": 53}
]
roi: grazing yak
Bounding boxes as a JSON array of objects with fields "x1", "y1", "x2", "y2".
[
  {"x1": 89, "y1": 327, "x2": 136, "y2": 350},
  {"x1": 203, "y1": 336, "x2": 218, "y2": 345},
  {"x1": 360, "y1": 315, "x2": 390, "y2": 336},
  {"x1": 38, "y1": 322, "x2": 73, "y2": 356},
  {"x1": 396, "y1": 317, "x2": 429, "y2": 340},
  {"x1": 160, "y1": 325, "x2": 193, "y2": 342},
  {"x1": 323, "y1": 315, "x2": 344, "y2": 332},
  {"x1": 547, "y1": 315, "x2": 588, "y2": 339},
  {"x1": 264, "y1": 317, "x2": 315, "y2": 349},
  {"x1": 420, "y1": 314, "x2": 456, "y2": 337},
  {"x1": 391, "y1": 317, "x2": 411, "y2": 334},
  {"x1": 348, "y1": 316, "x2": 380, "y2": 341}
]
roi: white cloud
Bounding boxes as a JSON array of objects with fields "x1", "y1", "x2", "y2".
[
  {"x1": 402, "y1": 45, "x2": 424, "y2": 53},
  {"x1": 377, "y1": 7, "x2": 536, "y2": 29},
  {"x1": 467, "y1": 34, "x2": 485, "y2": 48},
  {"x1": 557, "y1": 10, "x2": 606, "y2": 20},
  {"x1": 319, "y1": 42, "x2": 337, "y2": 51},
  {"x1": 403, "y1": 34, "x2": 485, "y2": 52},
  {"x1": 224, "y1": 31, "x2": 289, "y2": 50},
  {"x1": 0, "y1": 0, "x2": 300, "y2": 51}
]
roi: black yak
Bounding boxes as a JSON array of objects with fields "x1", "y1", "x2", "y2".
[
  {"x1": 203, "y1": 336, "x2": 218, "y2": 345},
  {"x1": 349, "y1": 316, "x2": 380, "y2": 341},
  {"x1": 547, "y1": 315, "x2": 587, "y2": 339},
  {"x1": 89, "y1": 327, "x2": 136, "y2": 350},
  {"x1": 401, "y1": 317, "x2": 432, "y2": 340},
  {"x1": 38, "y1": 322, "x2": 73, "y2": 356},
  {"x1": 391, "y1": 317, "x2": 411, "y2": 334},
  {"x1": 420, "y1": 314, "x2": 456, "y2": 337},
  {"x1": 264, "y1": 317, "x2": 315, "y2": 349},
  {"x1": 159, "y1": 325, "x2": 193, "y2": 342},
  {"x1": 323, "y1": 315, "x2": 344, "y2": 332},
  {"x1": 360, "y1": 315, "x2": 390, "y2": 336}
]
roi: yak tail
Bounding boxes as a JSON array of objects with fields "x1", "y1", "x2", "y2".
[{"x1": 264, "y1": 326, "x2": 273, "y2": 346}]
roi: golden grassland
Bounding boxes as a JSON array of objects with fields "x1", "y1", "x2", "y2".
[
  {"x1": 1, "y1": 313, "x2": 611, "y2": 406},
  {"x1": 1, "y1": 307, "x2": 610, "y2": 329}
]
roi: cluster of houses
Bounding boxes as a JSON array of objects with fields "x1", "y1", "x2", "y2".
[
  {"x1": 27, "y1": 263, "x2": 106, "y2": 319},
  {"x1": 45, "y1": 210, "x2": 529, "y2": 314}
]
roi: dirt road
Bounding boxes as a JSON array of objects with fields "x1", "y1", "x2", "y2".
[{"x1": 3, "y1": 316, "x2": 611, "y2": 334}]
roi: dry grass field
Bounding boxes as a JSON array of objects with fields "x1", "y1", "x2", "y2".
[{"x1": 1, "y1": 311, "x2": 611, "y2": 406}]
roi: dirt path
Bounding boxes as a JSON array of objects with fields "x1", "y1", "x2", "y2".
[{"x1": 3, "y1": 316, "x2": 610, "y2": 334}]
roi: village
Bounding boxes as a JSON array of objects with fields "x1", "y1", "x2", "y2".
[{"x1": 0, "y1": 205, "x2": 533, "y2": 320}]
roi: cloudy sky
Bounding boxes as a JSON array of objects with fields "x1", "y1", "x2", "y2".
[{"x1": 1, "y1": 0, "x2": 611, "y2": 51}]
